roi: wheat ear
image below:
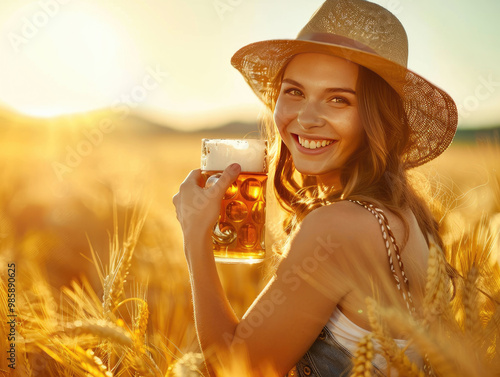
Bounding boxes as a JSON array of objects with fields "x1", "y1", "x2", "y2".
[
  {"x1": 349, "y1": 334, "x2": 375, "y2": 377},
  {"x1": 112, "y1": 297, "x2": 149, "y2": 348},
  {"x1": 423, "y1": 241, "x2": 451, "y2": 326},
  {"x1": 382, "y1": 307, "x2": 485, "y2": 377},
  {"x1": 463, "y1": 265, "x2": 481, "y2": 336},
  {"x1": 135, "y1": 300, "x2": 149, "y2": 344},
  {"x1": 103, "y1": 204, "x2": 147, "y2": 317},
  {"x1": 366, "y1": 297, "x2": 400, "y2": 362},
  {"x1": 170, "y1": 352, "x2": 205, "y2": 377},
  {"x1": 72, "y1": 346, "x2": 113, "y2": 377},
  {"x1": 61, "y1": 319, "x2": 134, "y2": 348},
  {"x1": 366, "y1": 298, "x2": 424, "y2": 377}
]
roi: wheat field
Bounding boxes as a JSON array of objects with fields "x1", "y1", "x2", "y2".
[{"x1": 0, "y1": 112, "x2": 499, "y2": 376}]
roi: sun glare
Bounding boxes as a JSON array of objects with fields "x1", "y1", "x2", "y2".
[{"x1": 1, "y1": 6, "x2": 133, "y2": 118}]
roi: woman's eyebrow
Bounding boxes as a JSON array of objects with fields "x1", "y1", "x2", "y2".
[
  {"x1": 282, "y1": 78, "x2": 305, "y2": 89},
  {"x1": 282, "y1": 78, "x2": 356, "y2": 95}
]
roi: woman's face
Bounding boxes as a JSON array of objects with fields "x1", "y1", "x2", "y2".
[{"x1": 274, "y1": 53, "x2": 364, "y2": 184}]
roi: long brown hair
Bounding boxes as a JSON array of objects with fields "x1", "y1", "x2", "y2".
[{"x1": 262, "y1": 60, "x2": 444, "y2": 251}]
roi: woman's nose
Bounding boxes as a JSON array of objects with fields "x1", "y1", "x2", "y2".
[{"x1": 297, "y1": 100, "x2": 325, "y2": 129}]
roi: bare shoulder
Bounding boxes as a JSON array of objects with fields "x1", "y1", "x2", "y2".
[
  {"x1": 280, "y1": 201, "x2": 387, "y2": 273},
  {"x1": 277, "y1": 200, "x2": 390, "y2": 299},
  {"x1": 298, "y1": 200, "x2": 383, "y2": 243}
]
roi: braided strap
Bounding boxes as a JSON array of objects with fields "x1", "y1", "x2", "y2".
[
  {"x1": 348, "y1": 200, "x2": 436, "y2": 376},
  {"x1": 348, "y1": 200, "x2": 415, "y2": 313}
]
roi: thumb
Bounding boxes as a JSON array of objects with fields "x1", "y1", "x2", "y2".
[{"x1": 211, "y1": 163, "x2": 241, "y2": 199}]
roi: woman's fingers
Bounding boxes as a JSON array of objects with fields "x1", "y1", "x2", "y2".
[
  {"x1": 181, "y1": 169, "x2": 203, "y2": 187},
  {"x1": 211, "y1": 163, "x2": 241, "y2": 200},
  {"x1": 176, "y1": 165, "x2": 240, "y2": 196},
  {"x1": 172, "y1": 164, "x2": 241, "y2": 229},
  {"x1": 172, "y1": 169, "x2": 201, "y2": 205}
]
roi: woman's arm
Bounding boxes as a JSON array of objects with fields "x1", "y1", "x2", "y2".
[
  {"x1": 172, "y1": 164, "x2": 243, "y2": 357},
  {"x1": 173, "y1": 165, "x2": 353, "y2": 375}
]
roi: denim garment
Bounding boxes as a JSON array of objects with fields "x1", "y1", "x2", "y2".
[
  {"x1": 289, "y1": 326, "x2": 386, "y2": 377},
  {"x1": 286, "y1": 200, "x2": 415, "y2": 377}
]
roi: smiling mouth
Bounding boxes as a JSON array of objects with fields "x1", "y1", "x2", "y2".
[{"x1": 295, "y1": 134, "x2": 336, "y2": 150}]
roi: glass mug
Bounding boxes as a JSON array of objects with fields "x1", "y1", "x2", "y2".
[{"x1": 201, "y1": 139, "x2": 267, "y2": 264}]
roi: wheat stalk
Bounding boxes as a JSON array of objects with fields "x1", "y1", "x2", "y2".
[
  {"x1": 463, "y1": 266, "x2": 481, "y2": 336},
  {"x1": 135, "y1": 300, "x2": 149, "y2": 344},
  {"x1": 127, "y1": 350, "x2": 164, "y2": 377},
  {"x1": 111, "y1": 297, "x2": 149, "y2": 349},
  {"x1": 423, "y1": 241, "x2": 452, "y2": 327},
  {"x1": 381, "y1": 307, "x2": 489, "y2": 377},
  {"x1": 102, "y1": 204, "x2": 148, "y2": 318},
  {"x1": 168, "y1": 352, "x2": 207, "y2": 377},
  {"x1": 349, "y1": 334, "x2": 375, "y2": 377},
  {"x1": 72, "y1": 346, "x2": 114, "y2": 377},
  {"x1": 61, "y1": 319, "x2": 134, "y2": 348},
  {"x1": 365, "y1": 297, "x2": 424, "y2": 377},
  {"x1": 365, "y1": 297, "x2": 400, "y2": 363}
]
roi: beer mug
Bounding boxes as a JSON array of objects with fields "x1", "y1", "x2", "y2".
[{"x1": 201, "y1": 139, "x2": 267, "y2": 264}]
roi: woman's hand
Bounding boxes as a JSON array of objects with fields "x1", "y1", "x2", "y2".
[{"x1": 172, "y1": 163, "x2": 241, "y2": 241}]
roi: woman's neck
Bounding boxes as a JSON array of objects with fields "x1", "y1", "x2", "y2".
[
  {"x1": 315, "y1": 172, "x2": 344, "y2": 200},
  {"x1": 316, "y1": 171, "x2": 342, "y2": 193}
]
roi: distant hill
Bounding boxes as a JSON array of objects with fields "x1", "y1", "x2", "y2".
[
  {"x1": 116, "y1": 116, "x2": 260, "y2": 137},
  {"x1": 0, "y1": 107, "x2": 259, "y2": 137},
  {"x1": 454, "y1": 125, "x2": 500, "y2": 143},
  {"x1": 96, "y1": 113, "x2": 260, "y2": 137},
  {"x1": 187, "y1": 121, "x2": 260, "y2": 136},
  {"x1": 0, "y1": 105, "x2": 498, "y2": 142},
  {"x1": 124, "y1": 114, "x2": 500, "y2": 143}
]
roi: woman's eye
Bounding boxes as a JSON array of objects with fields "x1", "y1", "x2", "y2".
[
  {"x1": 284, "y1": 88, "x2": 303, "y2": 97},
  {"x1": 330, "y1": 97, "x2": 349, "y2": 104}
]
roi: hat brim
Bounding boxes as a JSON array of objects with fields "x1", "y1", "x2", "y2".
[{"x1": 231, "y1": 39, "x2": 458, "y2": 168}]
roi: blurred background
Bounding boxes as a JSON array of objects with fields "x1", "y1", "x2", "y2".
[
  {"x1": 1, "y1": 0, "x2": 499, "y2": 128},
  {"x1": 0, "y1": 0, "x2": 499, "y2": 301},
  {"x1": 1, "y1": 0, "x2": 499, "y2": 304},
  {"x1": 0, "y1": 1, "x2": 499, "y2": 374},
  {"x1": 0, "y1": 0, "x2": 500, "y2": 131}
]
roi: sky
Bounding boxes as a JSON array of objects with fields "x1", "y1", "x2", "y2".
[{"x1": 0, "y1": 0, "x2": 499, "y2": 130}]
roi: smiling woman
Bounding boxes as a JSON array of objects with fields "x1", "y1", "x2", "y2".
[
  {"x1": 172, "y1": 0, "x2": 462, "y2": 375},
  {"x1": 274, "y1": 53, "x2": 364, "y2": 186}
]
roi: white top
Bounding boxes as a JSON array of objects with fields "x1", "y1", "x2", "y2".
[{"x1": 326, "y1": 307, "x2": 423, "y2": 374}]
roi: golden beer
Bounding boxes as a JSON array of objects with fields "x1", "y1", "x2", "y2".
[{"x1": 201, "y1": 139, "x2": 267, "y2": 264}]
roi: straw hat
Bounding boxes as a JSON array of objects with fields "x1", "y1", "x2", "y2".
[{"x1": 231, "y1": 0, "x2": 458, "y2": 168}]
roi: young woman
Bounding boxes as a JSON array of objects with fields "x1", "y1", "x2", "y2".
[{"x1": 173, "y1": 0, "x2": 457, "y2": 375}]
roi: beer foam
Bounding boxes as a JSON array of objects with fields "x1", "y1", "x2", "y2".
[{"x1": 201, "y1": 139, "x2": 267, "y2": 173}]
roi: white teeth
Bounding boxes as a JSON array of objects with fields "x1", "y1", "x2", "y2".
[{"x1": 297, "y1": 135, "x2": 333, "y2": 149}]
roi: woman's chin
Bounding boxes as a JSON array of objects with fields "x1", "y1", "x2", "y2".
[
  {"x1": 294, "y1": 165, "x2": 332, "y2": 177},
  {"x1": 293, "y1": 164, "x2": 342, "y2": 186}
]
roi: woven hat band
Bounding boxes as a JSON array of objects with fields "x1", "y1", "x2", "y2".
[{"x1": 297, "y1": 33, "x2": 377, "y2": 55}]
